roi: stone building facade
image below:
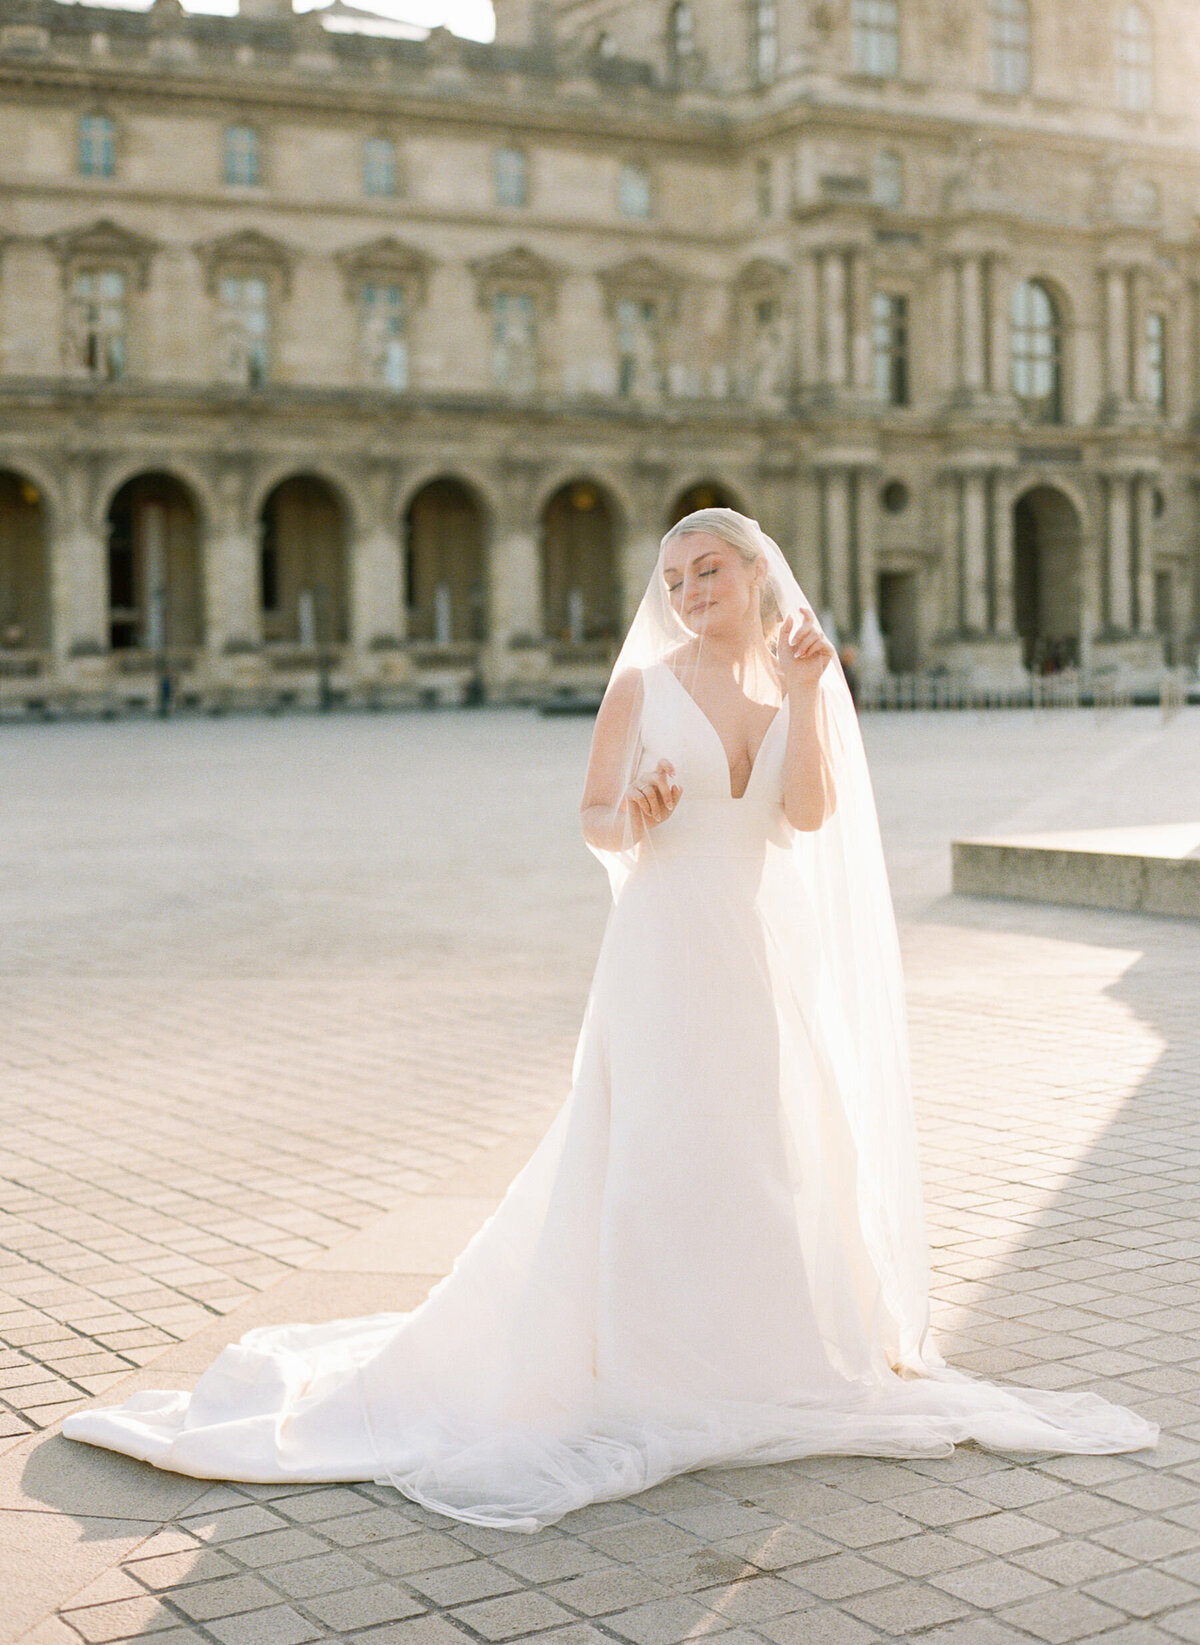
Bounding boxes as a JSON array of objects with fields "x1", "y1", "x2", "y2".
[{"x1": 1, "y1": 0, "x2": 1198, "y2": 707}]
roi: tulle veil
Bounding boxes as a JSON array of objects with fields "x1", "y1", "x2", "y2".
[{"x1": 590, "y1": 508, "x2": 934, "y2": 1375}]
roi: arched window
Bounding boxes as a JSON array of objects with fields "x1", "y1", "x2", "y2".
[
  {"x1": 990, "y1": 0, "x2": 1030, "y2": 93},
  {"x1": 852, "y1": 0, "x2": 899, "y2": 77},
  {"x1": 669, "y1": 1, "x2": 695, "y2": 61},
  {"x1": 751, "y1": 0, "x2": 778, "y2": 85},
  {"x1": 1116, "y1": 3, "x2": 1153, "y2": 112},
  {"x1": 873, "y1": 150, "x2": 903, "y2": 207},
  {"x1": 1010, "y1": 279, "x2": 1062, "y2": 423}
]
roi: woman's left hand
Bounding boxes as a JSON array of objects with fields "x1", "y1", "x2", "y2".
[{"x1": 778, "y1": 611, "x2": 837, "y2": 693}]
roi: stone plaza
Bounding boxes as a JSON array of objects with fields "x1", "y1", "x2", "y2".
[{"x1": 2, "y1": 702, "x2": 1200, "y2": 1645}]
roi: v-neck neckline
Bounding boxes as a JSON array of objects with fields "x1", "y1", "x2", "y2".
[{"x1": 658, "y1": 661, "x2": 785, "y2": 802}]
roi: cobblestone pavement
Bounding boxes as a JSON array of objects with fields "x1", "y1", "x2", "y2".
[{"x1": 1, "y1": 704, "x2": 1199, "y2": 1645}]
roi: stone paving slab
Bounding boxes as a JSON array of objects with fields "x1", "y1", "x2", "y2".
[{"x1": 2, "y1": 707, "x2": 1199, "y2": 1645}]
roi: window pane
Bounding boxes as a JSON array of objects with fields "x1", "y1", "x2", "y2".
[
  {"x1": 752, "y1": 0, "x2": 778, "y2": 84},
  {"x1": 218, "y1": 274, "x2": 270, "y2": 385},
  {"x1": 872, "y1": 291, "x2": 908, "y2": 405},
  {"x1": 79, "y1": 115, "x2": 116, "y2": 179},
  {"x1": 224, "y1": 126, "x2": 259, "y2": 187},
  {"x1": 1116, "y1": 3, "x2": 1153, "y2": 111},
  {"x1": 852, "y1": 0, "x2": 899, "y2": 76},
  {"x1": 1010, "y1": 278, "x2": 1061, "y2": 421},
  {"x1": 495, "y1": 147, "x2": 528, "y2": 208},
  {"x1": 363, "y1": 138, "x2": 396, "y2": 197},
  {"x1": 491, "y1": 290, "x2": 537, "y2": 392},
  {"x1": 618, "y1": 162, "x2": 652, "y2": 218},
  {"x1": 72, "y1": 266, "x2": 127, "y2": 380},
  {"x1": 670, "y1": 1, "x2": 694, "y2": 59},
  {"x1": 873, "y1": 150, "x2": 903, "y2": 207},
  {"x1": 990, "y1": 0, "x2": 1030, "y2": 93}
]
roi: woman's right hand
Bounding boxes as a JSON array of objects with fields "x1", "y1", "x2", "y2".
[{"x1": 619, "y1": 759, "x2": 681, "y2": 833}]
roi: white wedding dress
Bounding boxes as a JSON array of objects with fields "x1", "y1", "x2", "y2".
[{"x1": 63, "y1": 655, "x2": 1157, "y2": 1530}]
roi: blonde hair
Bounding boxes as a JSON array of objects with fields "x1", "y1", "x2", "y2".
[{"x1": 660, "y1": 507, "x2": 782, "y2": 637}]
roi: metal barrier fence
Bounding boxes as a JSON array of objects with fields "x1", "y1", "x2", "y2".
[{"x1": 858, "y1": 668, "x2": 1196, "y2": 715}]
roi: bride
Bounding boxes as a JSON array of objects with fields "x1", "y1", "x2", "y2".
[{"x1": 63, "y1": 507, "x2": 1157, "y2": 1531}]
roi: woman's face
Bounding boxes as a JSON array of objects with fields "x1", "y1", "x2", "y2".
[{"x1": 662, "y1": 532, "x2": 763, "y2": 640}]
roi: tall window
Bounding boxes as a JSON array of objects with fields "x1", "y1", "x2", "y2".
[
  {"x1": 78, "y1": 114, "x2": 116, "y2": 179},
  {"x1": 1145, "y1": 311, "x2": 1166, "y2": 411},
  {"x1": 669, "y1": 1, "x2": 695, "y2": 62},
  {"x1": 873, "y1": 150, "x2": 903, "y2": 207},
  {"x1": 1010, "y1": 278, "x2": 1062, "y2": 423},
  {"x1": 491, "y1": 291, "x2": 537, "y2": 394},
  {"x1": 852, "y1": 0, "x2": 899, "y2": 76},
  {"x1": 494, "y1": 146, "x2": 528, "y2": 208},
  {"x1": 872, "y1": 292, "x2": 909, "y2": 405},
  {"x1": 1116, "y1": 3, "x2": 1153, "y2": 112},
  {"x1": 990, "y1": 0, "x2": 1030, "y2": 93},
  {"x1": 218, "y1": 275, "x2": 270, "y2": 387},
  {"x1": 751, "y1": 0, "x2": 778, "y2": 85},
  {"x1": 224, "y1": 125, "x2": 260, "y2": 187},
  {"x1": 755, "y1": 157, "x2": 773, "y2": 217},
  {"x1": 71, "y1": 269, "x2": 127, "y2": 380},
  {"x1": 361, "y1": 283, "x2": 408, "y2": 391},
  {"x1": 615, "y1": 297, "x2": 660, "y2": 398},
  {"x1": 363, "y1": 137, "x2": 397, "y2": 197},
  {"x1": 618, "y1": 161, "x2": 652, "y2": 218}
]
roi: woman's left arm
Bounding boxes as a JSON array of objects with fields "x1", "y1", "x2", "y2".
[{"x1": 778, "y1": 612, "x2": 839, "y2": 833}]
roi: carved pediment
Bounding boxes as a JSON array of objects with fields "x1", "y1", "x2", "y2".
[
  {"x1": 337, "y1": 236, "x2": 433, "y2": 298},
  {"x1": 598, "y1": 255, "x2": 682, "y2": 317},
  {"x1": 734, "y1": 257, "x2": 789, "y2": 296},
  {"x1": 46, "y1": 219, "x2": 159, "y2": 288},
  {"x1": 470, "y1": 245, "x2": 562, "y2": 313},
  {"x1": 197, "y1": 228, "x2": 296, "y2": 294}
]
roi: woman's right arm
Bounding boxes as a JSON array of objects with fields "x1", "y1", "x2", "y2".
[{"x1": 580, "y1": 670, "x2": 679, "y2": 851}]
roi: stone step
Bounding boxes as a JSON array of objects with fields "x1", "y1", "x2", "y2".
[{"x1": 952, "y1": 823, "x2": 1200, "y2": 919}]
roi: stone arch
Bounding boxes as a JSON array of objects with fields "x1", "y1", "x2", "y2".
[
  {"x1": 258, "y1": 473, "x2": 350, "y2": 645},
  {"x1": 0, "y1": 469, "x2": 51, "y2": 651},
  {"x1": 106, "y1": 471, "x2": 204, "y2": 650},
  {"x1": 540, "y1": 478, "x2": 623, "y2": 646},
  {"x1": 249, "y1": 461, "x2": 362, "y2": 544},
  {"x1": 1013, "y1": 482, "x2": 1084, "y2": 671},
  {"x1": 97, "y1": 456, "x2": 213, "y2": 536},
  {"x1": 665, "y1": 478, "x2": 748, "y2": 528},
  {"x1": 404, "y1": 475, "x2": 489, "y2": 644}
]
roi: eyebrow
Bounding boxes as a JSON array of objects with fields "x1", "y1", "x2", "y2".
[{"x1": 663, "y1": 550, "x2": 719, "y2": 579}]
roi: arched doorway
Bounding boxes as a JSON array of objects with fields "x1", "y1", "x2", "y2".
[
  {"x1": 541, "y1": 480, "x2": 620, "y2": 646},
  {"x1": 666, "y1": 480, "x2": 743, "y2": 528},
  {"x1": 405, "y1": 478, "x2": 487, "y2": 644},
  {"x1": 0, "y1": 471, "x2": 49, "y2": 651},
  {"x1": 107, "y1": 472, "x2": 202, "y2": 650},
  {"x1": 1013, "y1": 484, "x2": 1082, "y2": 671},
  {"x1": 259, "y1": 475, "x2": 348, "y2": 645}
]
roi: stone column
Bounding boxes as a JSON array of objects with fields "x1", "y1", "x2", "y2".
[
  {"x1": 1105, "y1": 474, "x2": 1133, "y2": 632},
  {"x1": 1128, "y1": 266, "x2": 1149, "y2": 406},
  {"x1": 820, "y1": 250, "x2": 848, "y2": 392},
  {"x1": 1103, "y1": 264, "x2": 1131, "y2": 408},
  {"x1": 959, "y1": 468, "x2": 989, "y2": 633},
  {"x1": 348, "y1": 465, "x2": 403, "y2": 654},
  {"x1": 854, "y1": 466, "x2": 886, "y2": 678},
  {"x1": 51, "y1": 454, "x2": 108, "y2": 662},
  {"x1": 796, "y1": 251, "x2": 821, "y2": 392},
  {"x1": 1133, "y1": 473, "x2": 1156, "y2": 635},
  {"x1": 958, "y1": 257, "x2": 986, "y2": 398},
  {"x1": 819, "y1": 465, "x2": 852, "y2": 641},
  {"x1": 848, "y1": 247, "x2": 873, "y2": 396},
  {"x1": 204, "y1": 463, "x2": 260, "y2": 653},
  {"x1": 986, "y1": 255, "x2": 1009, "y2": 398},
  {"x1": 991, "y1": 469, "x2": 1016, "y2": 636},
  {"x1": 1189, "y1": 281, "x2": 1200, "y2": 422}
]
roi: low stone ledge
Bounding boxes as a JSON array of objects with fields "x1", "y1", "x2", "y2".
[{"x1": 951, "y1": 824, "x2": 1200, "y2": 920}]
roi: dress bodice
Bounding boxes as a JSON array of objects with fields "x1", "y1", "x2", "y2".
[{"x1": 632, "y1": 660, "x2": 792, "y2": 861}]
